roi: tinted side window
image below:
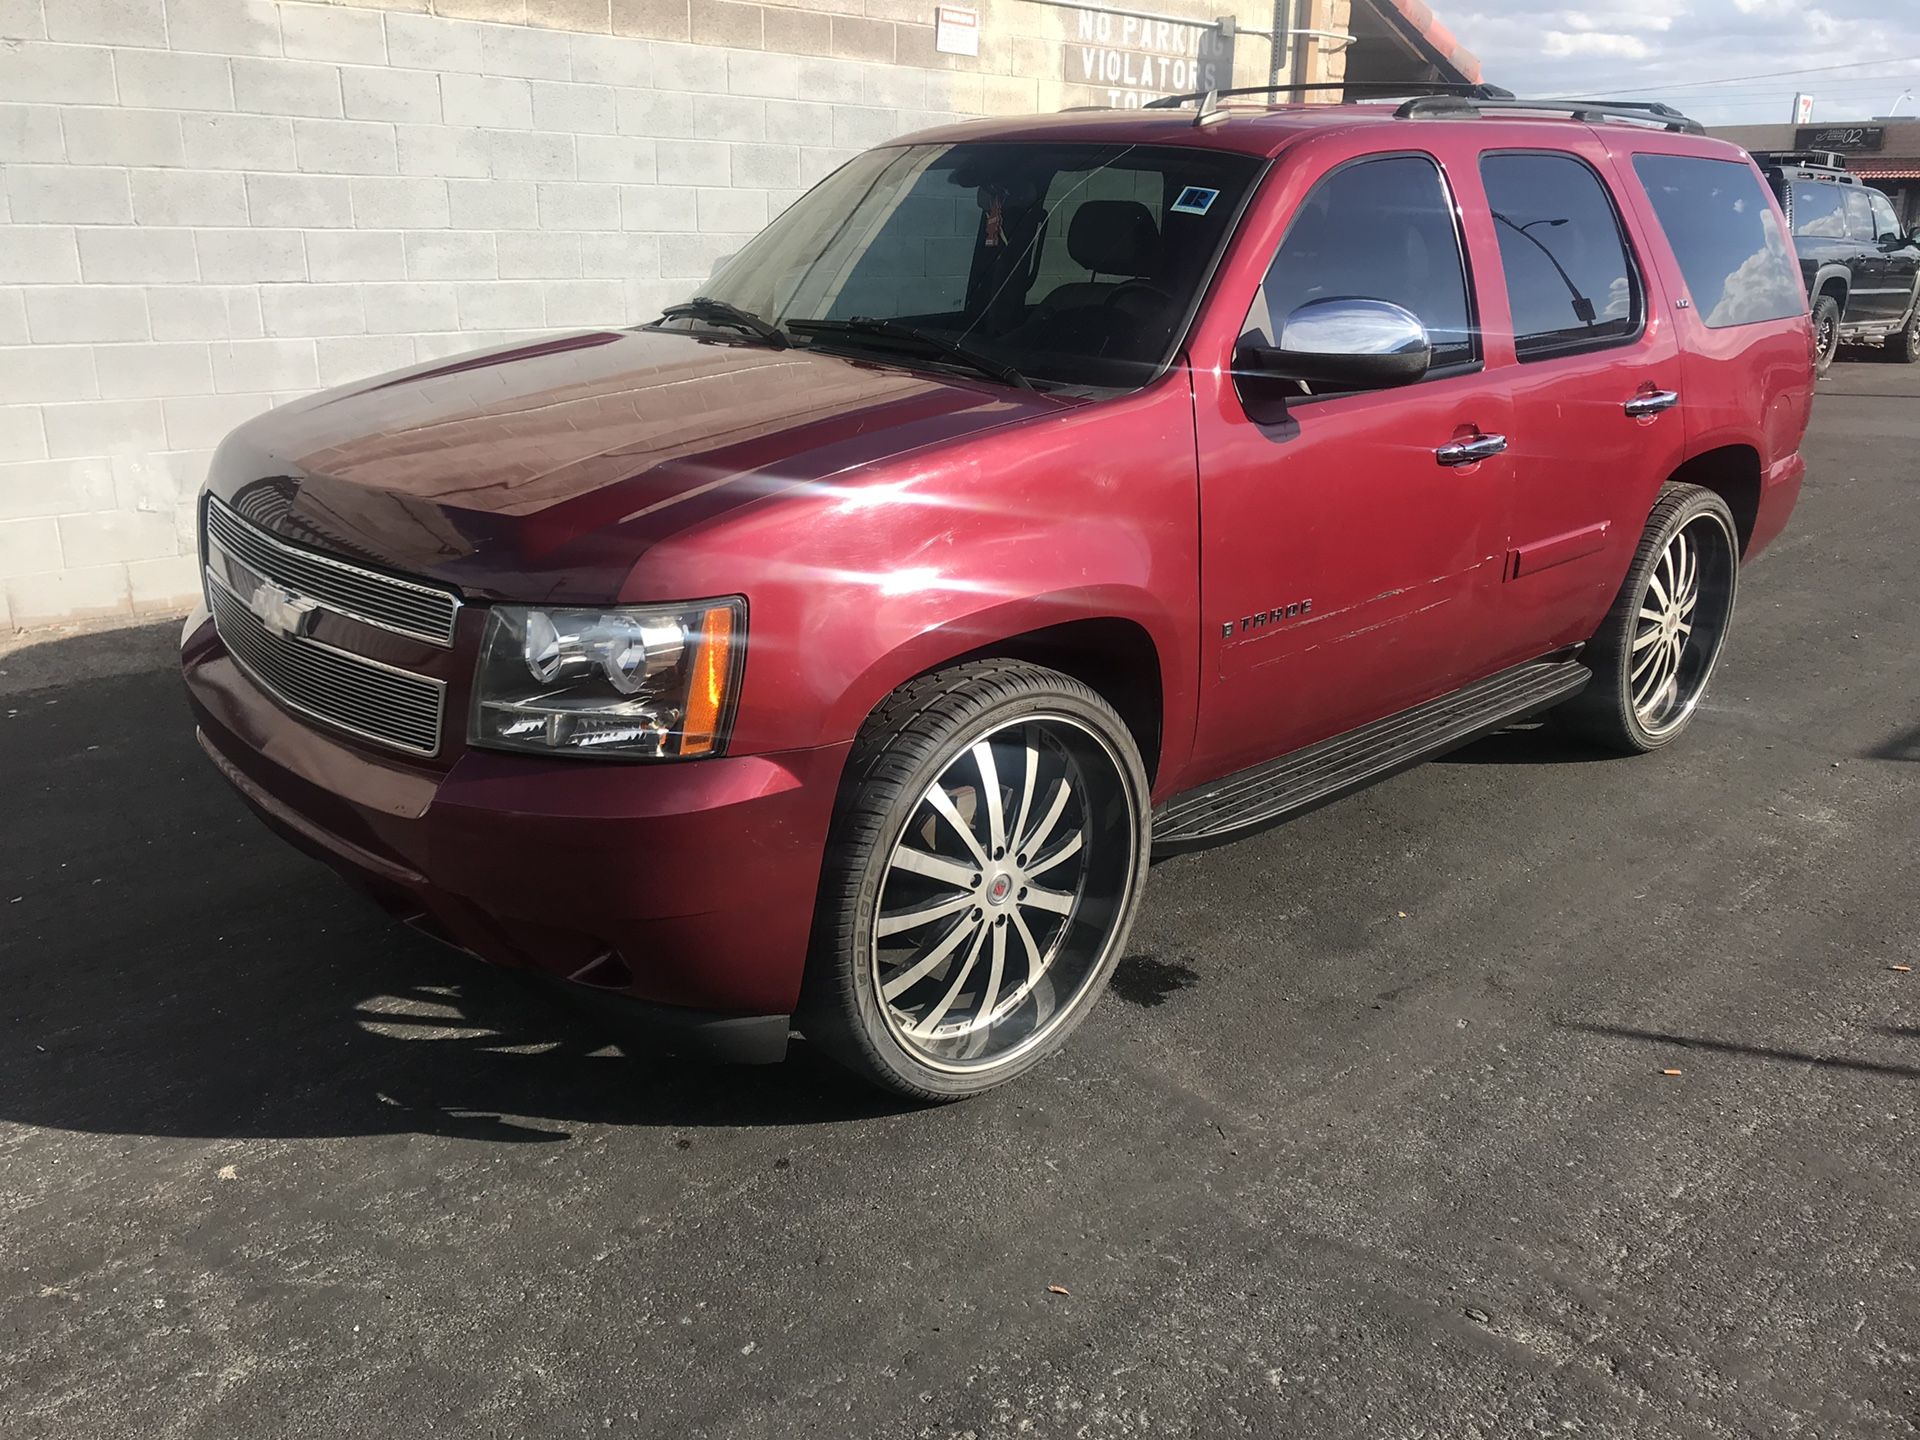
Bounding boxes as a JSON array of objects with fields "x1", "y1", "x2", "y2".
[
  {"x1": 1791, "y1": 181, "x2": 1849, "y2": 239},
  {"x1": 1633, "y1": 154, "x2": 1804, "y2": 328},
  {"x1": 1481, "y1": 152, "x2": 1640, "y2": 360},
  {"x1": 1843, "y1": 189, "x2": 1876, "y2": 243},
  {"x1": 1869, "y1": 190, "x2": 1903, "y2": 242},
  {"x1": 1247, "y1": 154, "x2": 1475, "y2": 372}
]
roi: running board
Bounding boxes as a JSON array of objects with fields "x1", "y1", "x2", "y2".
[{"x1": 1152, "y1": 657, "x2": 1591, "y2": 855}]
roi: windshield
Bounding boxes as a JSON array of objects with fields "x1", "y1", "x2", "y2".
[{"x1": 665, "y1": 141, "x2": 1262, "y2": 390}]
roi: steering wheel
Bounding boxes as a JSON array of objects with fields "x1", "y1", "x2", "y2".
[{"x1": 1109, "y1": 279, "x2": 1176, "y2": 311}]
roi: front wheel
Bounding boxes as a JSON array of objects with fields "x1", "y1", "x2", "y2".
[
  {"x1": 1558, "y1": 484, "x2": 1740, "y2": 754},
  {"x1": 802, "y1": 661, "x2": 1150, "y2": 1100}
]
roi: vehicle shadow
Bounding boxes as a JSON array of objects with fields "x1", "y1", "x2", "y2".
[
  {"x1": 1437, "y1": 720, "x2": 1619, "y2": 767},
  {"x1": 1560, "y1": 1021, "x2": 1920, "y2": 1081},
  {"x1": 0, "y1": 640, "x2": 909, "y2": 1143},
  {"x1": 1863, "y1": 723, "x2": 1920, "y2": 761}
]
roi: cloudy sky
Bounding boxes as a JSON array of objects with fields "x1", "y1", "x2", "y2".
[{"x1": 1447, "y1": 0, "x2": 1920, "y2": 127}]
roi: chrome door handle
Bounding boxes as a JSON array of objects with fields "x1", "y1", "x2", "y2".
[
  {"x1": 1434, "y1": 433, "x2": 1508, "y2": 467},
  {"x1": 1624, "y1": 389, "x2": 1680, "y2": 418}
]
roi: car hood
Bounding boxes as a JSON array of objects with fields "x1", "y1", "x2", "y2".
[{"x1": 207, "y1": 328, "x2": 1075, "y2": 602}]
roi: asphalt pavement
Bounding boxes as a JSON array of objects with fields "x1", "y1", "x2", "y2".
[{"x1": 3, "y1": 360, "x2": 1916, "y2": 1439}]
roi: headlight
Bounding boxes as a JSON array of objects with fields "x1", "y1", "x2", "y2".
[{"x1": 469, "y1": 599, "x2": 744, "y2": 759}]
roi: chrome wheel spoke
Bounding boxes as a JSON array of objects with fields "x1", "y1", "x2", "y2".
[
  {"x1": 1022, "y1": 778, "x2": 1072, "y2": 855},
  {"x1": 877, "y1": 889, "x2": 975, "y2": 939},
  {"x1": 975, "y1": 922, "x2": 1008, "y2": 1027},
  {"x1": 971, "y1": 739, "x2": 1006, "y2": 856},
  {"x1": 1026, "y1": 829, "x2": 1084, "y2": 877},
  {"x1": 925, "y1": 783, "x2": 989, "y2": 868},
  {"x1": 888, "y1": 845, "x2": 978, "y2": 890},
  {"x1": 1632, "y1": 624, "x2": 1663, "y2": 652},
  {"x1": 1008, "y1": 737, "x2": 1039, "y2": 858},
  {"x1": 1021, "y1": 884, "x2": 1075, "y2": 918},
  {"x1": 911, "y1": 922, "x2": 990, "y2": 1035},
  {"x1": 1631, "y1": 639, "x2": 1664, "y2": 682},
  {"x1": 881, "y1": 910, "x2": 981, "y2": 1000}
]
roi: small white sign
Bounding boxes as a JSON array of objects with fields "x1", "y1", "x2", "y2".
[{"x1": 935, "y1": 5, "x2": 979, "y2": 57}]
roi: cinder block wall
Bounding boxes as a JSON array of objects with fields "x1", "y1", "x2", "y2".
[{"x1": 0, "y1": 0, "x2": 1298, "y2": 631}]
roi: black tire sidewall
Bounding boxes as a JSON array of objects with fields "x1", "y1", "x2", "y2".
[
  {"x1": 1812, "y1": 296, "x2": 1841, "y2": 374},
  {"x1": 804, "y1": 664, "x2": 1151, "y2": 1100}
]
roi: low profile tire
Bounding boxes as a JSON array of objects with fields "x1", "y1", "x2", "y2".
[
  {"x1": 1811, "y1": 294, "x2": 1841, "y2": 375},
  {"x1": 1558, "y1": 484, "x2": 1740, "y2": 754},
  {"x1": 801, "y1": 661, "x2": 1150, "y2": 1101}
]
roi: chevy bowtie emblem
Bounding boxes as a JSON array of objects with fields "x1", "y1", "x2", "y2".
[{"x1": 247, "y1": 581, "x2": 319, "y2": 640}]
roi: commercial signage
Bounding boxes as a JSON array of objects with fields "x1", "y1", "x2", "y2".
[
  {"x1": 1795, "y1": 124, "x2": 1886, "y2": 153},
  {"x1": 1070, "y1": 10, "x2": 1234, "y2": 108}
]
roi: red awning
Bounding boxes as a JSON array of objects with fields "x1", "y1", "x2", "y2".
[
  {"x1": 1372, "y1": 0, "x2": 1484, "y2": 85},
  {"x1": 1849, "y1": 163, "x2": 1920, "y2": 179}
]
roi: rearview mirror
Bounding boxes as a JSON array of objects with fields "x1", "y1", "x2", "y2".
[{"x1": 1236, "y1": 299, "x2": 1436, "y2": 420}]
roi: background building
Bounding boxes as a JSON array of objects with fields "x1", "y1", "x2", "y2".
[
  {"x1": 0, "y1": 0, "x2": 1476, "y2": 632},
  {"x1": 1713, "y1": 119, "x2": 1920, "y2": 229}
]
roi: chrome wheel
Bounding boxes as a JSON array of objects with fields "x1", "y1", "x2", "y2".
[
  {"x1": 1630, "y1": 516, "x2": 1734, "y2": 738},
  {"x1": 869, "y1": 714, "x2": 1137, "y2": 1074}
]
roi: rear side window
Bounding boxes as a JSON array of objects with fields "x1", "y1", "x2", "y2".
[
  {"x1": 1481, "y1": 152, "x2": 1640, "y2": 360},
  {"x1": 1790, "y1": 181, "x2": 1850, "y2": 239},
  {"x1": 1633, "y1": 154, "x2": 1804, "y2": 328},
  {"x1": 1247, "y1": 153, "x2": 1476, "y2": 371},
  {"x1": 1843, "y1": 189, "x2": 1876, "y2": 242},
  {"x1": 1869, "y1": 189, "x2": 1903, "y2": 241}
]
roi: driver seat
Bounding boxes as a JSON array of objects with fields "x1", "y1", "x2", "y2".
[{"x1": 1033, "y1": 199, "x2": 1162, "y2": 318}]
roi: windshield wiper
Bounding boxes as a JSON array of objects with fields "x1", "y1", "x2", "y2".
[
  {"x1": 787, "y1": 317, "x2": 1034, "y2": 391},
  {"x1": 656, "y1": 297, "x2": 789, "y2": 348}
]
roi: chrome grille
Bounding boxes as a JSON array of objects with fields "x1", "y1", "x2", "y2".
[
  {"x1": 208, "y1": 577, "x2": 446, "y2": 757},
  {"x1": 205, "y1": 495, "x2": 459, "y2": 647}
]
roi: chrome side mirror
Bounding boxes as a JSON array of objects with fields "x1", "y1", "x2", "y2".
[
  {"x1": 1232, "y1": 298, "x2": 1434, "y2": 425},
  {"x1": 1271, "y1": 297, "x2": 1433, "y2": 387}
]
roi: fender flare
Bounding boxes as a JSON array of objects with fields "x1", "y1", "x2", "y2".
[
  {"x1": 823, "y1": 584, "x2": 1187, "y2": 769},
  {"x1": 1810, "y1": 264, "x2": 1852, "y2": 315}
]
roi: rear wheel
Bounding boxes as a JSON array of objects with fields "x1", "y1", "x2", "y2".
[
  {"x1": 1890, "y1": 302, "x2": 1920, "y2": 364},
  {"x1": 1812, "y1": 294, "x2": 1841, "y2": 374},
  {"x1": 1558, "y1": 484, "x2": 1739, "y2": 754},
  {"x1": 802, "y1": 661, "x2": 1149, "y2": 1100}
]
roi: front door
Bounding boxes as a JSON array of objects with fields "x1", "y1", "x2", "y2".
[{"x1": 1190, "y1": 149, "x2": 1514, "y2": 779}]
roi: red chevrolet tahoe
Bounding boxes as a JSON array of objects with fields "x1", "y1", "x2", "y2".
[{"x1": 181, "y1": 93, "x2": 1812, "y2": 1099}]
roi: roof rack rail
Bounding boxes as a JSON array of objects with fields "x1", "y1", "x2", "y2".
[
  {"x1": 1143, "y1": 80, "x2": 1512, "y2": 112},
  {"x1": 1394, "y1": 94, "x2": 1705, "y2": 134},
  {"x1": 1751, "y1": 150, "x2": 1850, "y2": 172}
]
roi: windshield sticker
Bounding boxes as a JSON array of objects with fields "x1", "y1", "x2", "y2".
[{"x1": 1171, "y1": 186, "x2": 1219, "y2": 216}]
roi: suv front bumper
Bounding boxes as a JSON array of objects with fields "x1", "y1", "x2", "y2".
[{"x1": 181, "y1": 610, "x2": 849, "y2": 1063}]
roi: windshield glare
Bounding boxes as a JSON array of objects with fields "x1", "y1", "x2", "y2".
[{"x1": 677, "y1": 141, "x2": 1261, "y2": 390}]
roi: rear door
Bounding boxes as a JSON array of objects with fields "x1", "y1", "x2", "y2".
[
  {"x1": 1618, "y1": 147, "x2": 1814, "y2": 519},
  {"x1": 1467, "y1": 144, "x2": 1688, "y2": 666},
  {"x1": 1866, "y1": 188, "x2": 1920, "y2": 322},
  {"x1": 1843, "y1": 188, "x2": 1902, "y2": 323}
]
